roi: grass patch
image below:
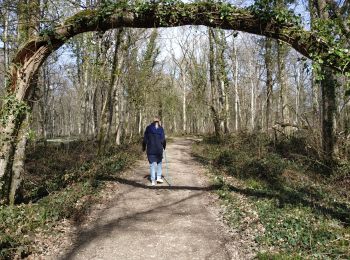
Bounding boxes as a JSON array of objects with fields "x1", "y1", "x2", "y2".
[
  {"x1": 192, "y1": 133, "x2": 350, "y2": 259},
  {"x1": 0, "y1": 141, "x2": 142, "y2": 259}
]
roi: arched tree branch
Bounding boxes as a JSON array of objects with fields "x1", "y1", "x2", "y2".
[{"x1": 11, "y1": 1, "x2": 349, "y2": 88}]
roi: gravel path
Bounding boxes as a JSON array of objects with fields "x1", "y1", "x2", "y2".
[{"x1": 58, "y1": 138, "x2": 243, "y2": 260}]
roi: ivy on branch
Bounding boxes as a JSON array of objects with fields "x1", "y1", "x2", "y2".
[{"x1": 0, "y1": 95, "x2": 29, "y2": 127}]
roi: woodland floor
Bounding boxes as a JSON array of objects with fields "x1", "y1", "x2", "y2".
[{"x1": 40, "y1": 138, "x2": 254, "y2": 260}]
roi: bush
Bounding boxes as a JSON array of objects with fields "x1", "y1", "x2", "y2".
[
  {"x1": 242, "y1": 153, "x2": 287, "y2": 182},
  {"x1": 214, "y1": 147, "x2": 286, "y2": 183},
  {"x1": 23, "y1": 141, "x2": 97, "y2": 202},
  {"x1": 202, "y1": 135, "x2": 223, "y2": 144},
  {"x1": 275, "y1": 135, "x2": 310, "y2": 157},
  {"x1": 215, "y1": 149, "x2": 236, "y2": 166},
  {"x1": 335, "y1": 161, "x2": 350, "y2": 179}
]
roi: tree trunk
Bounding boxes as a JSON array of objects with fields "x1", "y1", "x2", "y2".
[
  {"x1": 321, "y1": 67, "x2": 337, "y2": 163},
  {"x1": 98, "y1": 29, "x2": 123, "y2": 153},
  {"x1": 3, "y1": 7, "x2": 9, "y2": 87},
  {"x1": 81, "y1": 37, "x2": 89, "y2": 138},
  {"x1": 92, "y1": 83, "x2": 99, "y2": 139},
  {"x1": 295, "y1": 68, "x2": 300, "y2": 124},
  {"x1": 208, "y1": 28, "x2": 221, "y2": 138},
  {"x1": 182, "y1": 72, "x2": 187, "y2": 134},
  {"x1": 114, "y1": 63, "x2": 125, "y2": 146},
  {"x1": 310, "y1": 0, "x2": 338, "y2": 164},
  {"x1": 250, "y1": 74, "x2": 255, "y2": 131},
  {"x1": 216, "y1": 30, "x2": 230, "y2": 134},
  {"x1": 115, "y1": 89, "x2": 123, "y2": 146},
  {"x1": 1, "y1": 0, "x2": 41, "y2": 204},
  {"x1": 9, "y1": 114, "x2": 29, "y2": 204},
  {"x1": 277, "y1": 42, "x2": 289, "y2": 124},
  {"x1": 264, "y1": 38, "x2": 273, "y2": 133},
  {"x1": 39, "y1": 62, "x2": 50, "y2": 142},
  {"x1": 233, "y1": 41, "x2": 240, "y2": 132}
]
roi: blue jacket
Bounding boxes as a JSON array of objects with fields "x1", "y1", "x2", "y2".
[{"x1": 142, "y1": 123, "x2": 166, "y2": 156}]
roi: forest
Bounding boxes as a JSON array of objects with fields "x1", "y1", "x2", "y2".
[{"x1": 0, "y1": 0, "x2": 349, "y2": 259}]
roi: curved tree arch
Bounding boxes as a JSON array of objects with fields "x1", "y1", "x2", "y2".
[{"x1": 1, "y1": 1, "x2": 349, "y2": 202}]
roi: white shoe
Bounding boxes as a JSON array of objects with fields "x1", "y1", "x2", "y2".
[
  {"x1": 156, "y1": 178, "x2": 164, "y2": 183},
  {"x1": 151, "y1": 180, "x2": 156, "y2": 186}
]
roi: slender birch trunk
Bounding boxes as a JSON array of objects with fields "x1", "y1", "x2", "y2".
[
  {"x1": 296, "y1": 77, "x2": 299, "y2": 125},
  {"x1": 3, "y1": 8, "x2": 9, "y2": 87},
  {"x1": 182, "y1": 72, "x2": 187, "y2": 134},
  {"x1": 250, "y1": 76, "x2": 255, "y2": 131},
  {"x1": 264, "y1": 38, "x2": 273, "y2": 133},
  {"x1": 233, "y1": 41, "x2": 239, "y2": 132},
  {"x1": 277, "y1": 42, "x2": 290, "y2": 127},
  {"x1": 98, "y1": 29, "x2": 123, "y2": 153},
  {"x1": 208, "y1": 28, "x2": 221, "y2": 137}
]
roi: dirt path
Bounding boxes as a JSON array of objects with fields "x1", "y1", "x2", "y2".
[{"x1": 58, "y1": 138, "x2": 244, "y2": 260}]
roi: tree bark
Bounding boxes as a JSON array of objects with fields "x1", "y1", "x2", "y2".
[
  {"x1": 182, "y1": 73, "x2": 187, "y2": 134},
  {"x1": 233, "y1": 41, "x2": 240, "y2": 132},
  {"x1": 2, "y1": 6, "x2": 9, "y2": 87},
  {"x1": 114, "y1": 87, "x2": 123, "y2": 146},
  {"x1": 9, "y1": 114, "x2": 29, "y2": 204},
  {"x1": 264, "y1": 38, "x2": 273, "y2": 133},
  {"x1": 276, "y1": 0, "x2": 289, "y2": 132},
  {"x1": 310, "y1": 0, "x2": 338, "y2": 164},
  {"x1": 321, "y1": 67, "x2": 337, "y2": 163},
  {"x1": 215, "y1": 30, "x2": 230, "y2": 134},
  {"x1": 81, "y1": 35, "x2": 90, "y2": 138},
  {"x1": 1, "y1": 0, "x2": 41, "y2": 204},
  {"x1": 98, "y1": 29, "x2": 123, "y2": 154},
  {"x1": 277, "y1": 41, "x2": 290, "y2": 129},
  {"x1": 250, "y1": 63, "x2": 256, "y2": 131},
  {"x1": 208, "y1": 28, "x2": 221, "y2": 138}
]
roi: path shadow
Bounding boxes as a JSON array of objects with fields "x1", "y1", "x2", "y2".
[
  {"x1": 191, "y1": 150, "x2": 350, "y2": 226},
  {"x1": 97, "y1": 175, "x2": 220, "y2": 191},
  {"x1": 191, "y1": 153, "x2": 211, "y2": 166},
  {"x1": 226, "y1": 184, "x2": 350, "y2": 226},
  {"x1": 60, "y1": 191, "x2": 215, "y2": 260}
]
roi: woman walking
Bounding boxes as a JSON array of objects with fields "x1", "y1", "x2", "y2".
[{"x1": 142, "y1": 116, "x2": 166, "y2": 186}]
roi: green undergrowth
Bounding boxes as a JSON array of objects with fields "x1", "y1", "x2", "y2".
[
  {"x1": 192, "y1": 133, "x2": 350, "y2": 259},
  {"x1": 0, "y1": 141, "x2": 142, "y2": 259}
]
